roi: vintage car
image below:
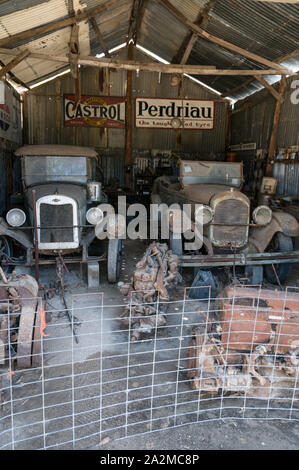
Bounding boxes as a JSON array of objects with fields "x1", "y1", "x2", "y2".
[
  {"x1": 0, "y1": 145, "x2": 122, "y2": 283},
  {"x1": 152, "y1": 160, "x2": 299, "y2": 284}
]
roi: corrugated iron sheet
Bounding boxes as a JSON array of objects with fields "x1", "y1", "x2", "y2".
[
  {"x1": 0, "y1": 0, "x2": 297, "y2": 99},
  {"x1": 231, "y1": 76, "x2": 299, "y2": 150},
  {"x1": 26, "y1": 48, "x2": 226, "y2": 156},
  {"x1": 273, "y1": 162, "x2": 299, "y2": 197}
]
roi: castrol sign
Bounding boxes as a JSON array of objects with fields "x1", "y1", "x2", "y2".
[{"x1": 64, "y1": 95, "x2": 126, "y2": 128}]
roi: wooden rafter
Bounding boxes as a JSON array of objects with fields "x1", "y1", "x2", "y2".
[
  {"x1": 172, "y1": 0, "x2": 216, "y2": 65},
  {"x1": 0, "y1": 58, "x2": 29, "y2": 89},
  {"x1": 155, "y1": 0, "x2": 290, "y2": 73},
  {"x1": 77, "y1": 56, "x2": 289, "y2": 75},
  {"x1": 221, "y1": 47, "x2": 299, "y2": 98},
  {"x1": 134, "y1": 0, "x2": 148, "y2": 45},
  {"x1": 0, "y1": 49, "x2": 31, "y2": 80},
  {"x1": 89, "y1": 18, "x2": 111, "y2": 57},
  {"x1": 0, "y1": 0, "x2": 125, "y2": 48},
  {"x1": 128, "y1": 0, "x2": 140, "y2": 44},
  {"x1": 0, "y1": 48, "x2": 292, "y2": 76},
  {"x1": 254, "y1": 75, "x2": 284, "y2": 103},
  {"x1": 67, "y1": 0, "x2": 75, "y2": 17}
]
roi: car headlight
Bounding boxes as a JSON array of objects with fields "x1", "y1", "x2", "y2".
[
  {"x1": 6, "y1": 208, "x2": 26, "y2": 227},
  {"x1": 86, "y1": 207, "x2": 104, "y2": 225},
  {"x1": 195, "y1": 205, "x2": 214, "y2": 225},
  {"x1": 252, "y1": 205, "x2": 272, "y2": 226}
]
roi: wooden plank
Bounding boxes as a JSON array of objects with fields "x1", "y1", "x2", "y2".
[
  {"x1": 0, "y1": 48, "x2": 291, "y2": 75},
  {"x1": 254, "y1": 75, "x2": 284, "y2": 103},
  {"x1": 266, "y1": 75, "x2": 287, "y2": 176},
  {"x1": 0, "y1": 0, "x2": 123, "y2": 47},
  {"x1": 0, "y1": 49, "x2": 30, "y2": 80},
  {"x1": 172, "y1": 0, "x2": 216, "y2": 65},
  {"x1": 77, "y1": 56, "x2": 288, "y2": 75},
  {"x1": 156, "y1": 0, "x2": 291, "y2": 72}
]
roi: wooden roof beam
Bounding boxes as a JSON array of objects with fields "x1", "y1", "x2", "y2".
[
  {"x1": 156, "y1": 0, "x2": 291, "y2": 73},
  {"x1": 89, "y1": 17, "x2": 111, "y2": 58},
  {"x1": 0, "y1": 49, "x2": 31, "y2": 80},
  {"x1": 254, "y1": 75, "x2": 284, "y2": 103},
  {"x1": 128, "y1": 0, "x2": 140, "y2": 44},
  {"x1": 134, "y1": 0, "x2": 148, "y2": 45},
  {"x1": 221, "y1": 47, "x2": 299, "y2": 98},
  {"x1": 0, "y1": 0, "x2": 123, "y2": 48},
  {"x1": 172, "y1": 0, "x2": 216, "y2": 65}
]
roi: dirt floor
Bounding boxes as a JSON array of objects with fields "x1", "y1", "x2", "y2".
[{"x1": 0, "y1": 238, "x2": 299, "y2": 450}]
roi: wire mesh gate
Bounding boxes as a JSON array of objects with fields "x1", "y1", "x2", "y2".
[{"x1": 1, "y1": 285, "x2": 299, "y2": 449}]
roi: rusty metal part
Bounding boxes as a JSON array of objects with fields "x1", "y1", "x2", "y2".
[
  {"x1": 119, "y1": 242, "x2": 181, "y2": 341},
  {"x1": 179, "y1": 250, "x2": 299, "y2": 268},
  {"x1": 187, "y1": 285, "x2": 299, "y2": 397},
  {"x1": 56, "y1": 257, "x2": 79, "y2": 343},
  {"x1": 0, "y1": 273, "x2": 41, "y2": 368},
  {"x1": 32, "y1": 190, "x2": 40, "y2": 285}
]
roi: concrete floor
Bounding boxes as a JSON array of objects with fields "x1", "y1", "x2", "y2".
[{"x1": 1, "y1": 238, "x2": 299, "y2": 450}]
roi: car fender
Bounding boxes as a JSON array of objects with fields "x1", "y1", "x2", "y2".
[
  {"x1": 249, "y1": 211, "x2": 299, "y2": 253},
  {"x1": 0, "y1": 217, "x2": 33, "y2": 249}
]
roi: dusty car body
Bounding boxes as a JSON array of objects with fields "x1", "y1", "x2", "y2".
[
  {"x1": 187, "y1": 285, "x2": 299, "y2": 398},
  {"x1": 0, "y1": 145, "x2": 121, "y2": 283},
  {"x1": 152, "y1": 160, "x2": 299, "y2": 283}
]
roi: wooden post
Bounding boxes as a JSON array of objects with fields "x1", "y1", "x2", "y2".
[
  {"x1": 125, "y1": 43, "x2": 134, "y2": 188},
  {"x1": 55, "y1": 79, "x2": 62, "y2": 144},
  {"x1": 266, "y1": 75, "x2": 287, "y2": 176},
  {"x1": 225, "y1": 103, "x2": 232, "y2": 152}
]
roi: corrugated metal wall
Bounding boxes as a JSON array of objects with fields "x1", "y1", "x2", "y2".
[
  {"x1": 231, "y1": 76, "x2": 299, "y2": 149},
  {"x1": 25, "y1": 49, "x2": 227, "y2": 158},
  {"x1": 0, "y1": 83, "x2": 22, "y2": 216}
]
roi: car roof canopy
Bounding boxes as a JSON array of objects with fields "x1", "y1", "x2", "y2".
[{"x1": 15, "y1": 145, "x2": 98, "y2": 158}]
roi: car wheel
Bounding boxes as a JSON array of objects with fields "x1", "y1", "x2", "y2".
[
  {"x1": 107, "y1": 239, "x2": 122, "y2": 283},
  {"x1": 0, "y1": 236, "x2": 12, "y2": 274},
  {"x1": 264, "y1": 232, "x2": 293, "y2": 284}
]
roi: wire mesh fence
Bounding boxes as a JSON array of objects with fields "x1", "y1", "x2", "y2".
[{"x1": 1, "y1": 284, "x2": 299, "y2": 449}]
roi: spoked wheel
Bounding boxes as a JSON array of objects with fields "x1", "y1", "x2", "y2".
[
  {"x1": 264, "y1": 232, "x2": 293, "y2": 284},
  {"x1": 107, "y1": 239, "x2": 122, "y2": 283},
  {"x1": 0, "y1": 236, "x2": 12, "y2": 274}
]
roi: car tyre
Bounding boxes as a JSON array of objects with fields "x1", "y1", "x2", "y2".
[
  {"x1": 264, "y1": 232, "x2": 293, "y2": 284},
  {"x1": 107, "y1": 239, "x2": 122, "y2": 283}
]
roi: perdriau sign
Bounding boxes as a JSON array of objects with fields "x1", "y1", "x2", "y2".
[
  {"x1": 135, "y1": 98, "x2": 215, "y2": 129},
  {"x1": 64, "y1": 95, "x2": 126, "y2": 128}
]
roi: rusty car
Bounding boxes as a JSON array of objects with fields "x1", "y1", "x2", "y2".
[
  {"x1": 152, "y1": 160, "x2": 299, "y2": 284},
  {"x1": 0, "y1": 145, "x2": 122, "y2": 284}
]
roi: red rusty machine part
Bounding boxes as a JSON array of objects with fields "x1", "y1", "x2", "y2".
[
  {"x1": 187, "y1": 286, "x2": 299, "y2": 397},
  {"x1": 0, "y1": 274, "x2": 41, "y2": 369}
]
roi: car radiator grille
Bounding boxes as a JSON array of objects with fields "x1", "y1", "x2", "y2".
[
  {"x1": 211, "y1": 199, "x2": 249, "y2": 247},
  {"x1": 40, "y1": 203, "x2": 74, "y2": 243}
]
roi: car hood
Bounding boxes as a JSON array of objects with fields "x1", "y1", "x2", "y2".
[
  {"x1": 25, "y1": 184, "x2": 86, "y2": 210},
  {"x1": 158, "y1": 180, "x2": 244, "y2": 205}
]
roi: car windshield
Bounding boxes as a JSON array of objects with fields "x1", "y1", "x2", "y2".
[
  {"x1": 180, "y1": 161, "x2": 243, "y2": 187},
  {"x1": 23, "y1": 155, "x2": 90, "y2": 186}
]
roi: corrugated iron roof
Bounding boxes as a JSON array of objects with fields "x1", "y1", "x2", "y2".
[{"x1": 0, "y1": 0, "x2": 298, "y2": 100}]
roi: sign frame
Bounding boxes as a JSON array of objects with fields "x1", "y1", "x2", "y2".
[
  {"x1": 134, "y1": 97, "x2": 215, "y2": 130},
  {"x1": 64, "y1": 94, "x2": 126, "y2": 128}
]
